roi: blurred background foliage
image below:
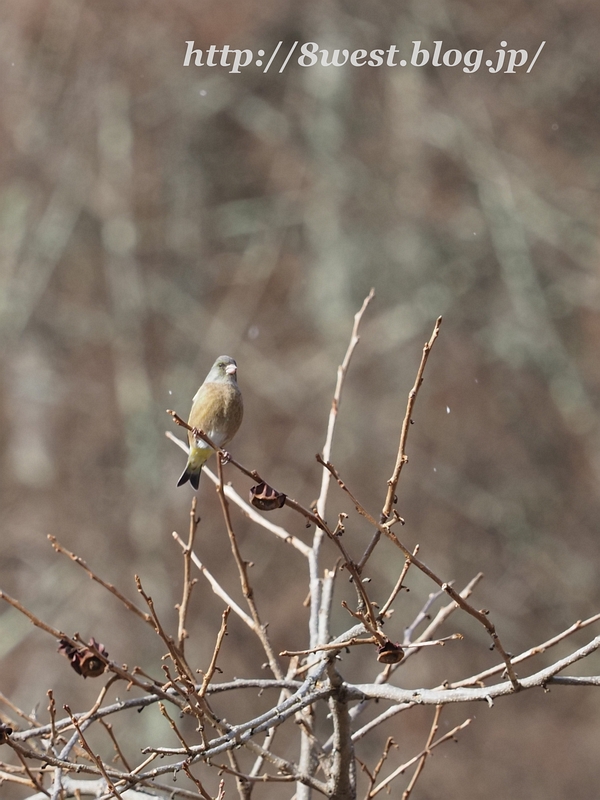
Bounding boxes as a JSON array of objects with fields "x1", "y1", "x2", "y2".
[{"x1": 1, "y1": 1, "x2": 600, "y2": 798}]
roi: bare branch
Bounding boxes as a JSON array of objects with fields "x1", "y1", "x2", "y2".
[
  {"x1": 448, "y1": 610, "x2": 600, "y2": 689},
  {"x1": 347, "y1": 631, "x2": 600, "y2": 705},
  {"x1": 327, "y1": 663, "x2": 355, "y2": 800}
]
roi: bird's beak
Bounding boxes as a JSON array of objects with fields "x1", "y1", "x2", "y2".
[{"x1": 225, "y1": 364, "x2": 237, "y2": 376}]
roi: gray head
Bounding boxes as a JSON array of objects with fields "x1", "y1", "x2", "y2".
[{"x1": 205, "y1": 355, "x2": 239, "y2": 384}]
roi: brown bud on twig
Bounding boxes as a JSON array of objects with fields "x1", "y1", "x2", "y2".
[
  {"x1": 58, "y1": 638, "x2": 108, "y2": 678},
  {"x1": 376, "y1": 640, "x2": 404, "y2": 664},
  {"x1": 0, "y1": 724, "x2": 13, "y2": 744},
  {"x1": 249, "y1": 482, "x2": 286, "y2": 511}
]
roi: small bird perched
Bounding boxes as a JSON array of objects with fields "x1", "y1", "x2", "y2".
[{"x1": 177, "y1": 355, "x2": 243, "y2": 490}]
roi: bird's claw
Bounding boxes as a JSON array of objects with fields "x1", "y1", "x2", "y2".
[{"x1": 221, "y1": 450, "x2": 232, "y2": 465}]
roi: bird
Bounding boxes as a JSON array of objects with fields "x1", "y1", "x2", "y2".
[{"x1": 177, "y1": 355, "x2": 243, "y2": 490}]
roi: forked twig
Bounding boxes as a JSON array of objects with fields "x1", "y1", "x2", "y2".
[
  {"x1": 400, "y1": 704, "x2": 442, "y2": 800},
  {"x1": 369, "y1": 714, "x2": 472, "y2": 797},
  {"x1": 360, "y1": 736, "x2": 397, "y2": 800}
]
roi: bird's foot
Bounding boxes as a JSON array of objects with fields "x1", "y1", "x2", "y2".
[{"x1": 220, "y1": 450, "x2": 232, "y2": 464}]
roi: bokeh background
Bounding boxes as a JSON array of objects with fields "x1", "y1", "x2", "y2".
[{"x1": 1, "y1": 1, "x2": 600, "y2": 798}]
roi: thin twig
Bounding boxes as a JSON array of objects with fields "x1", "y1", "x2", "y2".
[
  {"x1": 46, "y1": 691, "x2": 59, "y2": 754},
  {"x1": 359, "y1": 316, "x2": 442, "y2": 571},
  {"x1": 199, "y1": 607, "x2": 231, "y2": 698},
  {"x1": 48, "y1": 536, "x2": 151, "y2": 624},
  {"x1": 314, "y1": 456, "x2": 383, "y2": 636},
  {"x1": 135, "y1": 577, "x2": 218, "y2": 733},
  {"x1": 159, "y1": 703, "x2": 192, "y2": 754},
  {"x1": 12, "y1": 748, "x2": 47, "y2": 796},
  {"x1": 64, "y1": 705, "x2": 124, "y2": 799},
  {"x1": 378, "y1": 546, "x2": 419, "y2": 621},
  {"x1": 411, "y1": 574, "x2": 483, "y2": 649},
  {"x1": 0, "y1": 590, "x2": 73, "y2": 641},
  {"x1": 402, "y1": 587, "x2": 446, "y2": 644},
  {"x1": 177, "y1": 498, "x2": 200, "y2": 653},
  {"x1": 212, "y1": 760, "x2": 296, "y2": 784},
  {"x1": 401, "y1": 704, "x2": 442, "y2": 800},
  {"x1": 0, "y1": 691, "x2": 40, "y2": 727},
  {"x1": 215, "y1": 454, "x2": 285, "y2": 682},
  {"x1": 181, "y1": 763, "x2": 214, "y2": 800},
  {"x1": 281, "y1": 637, "x2": 377, "y2": 657},
  {"x1": 360, "y1": 737, "x2": 397, "y2": 800},
  {"x1": 317, "y1": 287, "x2": 375, "y2": 521},
  {"x1": 100, "y1": 720, "x2": 132, "y2": 771},
  {"x1": 135, "y1": 576, "x2": 194, "y2": 683},
  {"x1": 381, "y1": 316, "x2": 442, "y2": 521}
]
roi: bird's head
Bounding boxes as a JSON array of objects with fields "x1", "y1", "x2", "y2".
[{"x1": 209, "y1": 355, "x2": 238, "y2": 383}]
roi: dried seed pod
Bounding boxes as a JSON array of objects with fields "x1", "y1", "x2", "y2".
[
  {"x1": 250, "y1": 481, "x2": 286, "y2": 511},
  {"x1": 0, "y1": 724, "x2": 13, "y2": 744},
  {"x1": 58, "y1": 638, "x2": 109, "y2": 678},
  {"x1": 377, "y1": 640, "x2": 404, "y2": 664}
]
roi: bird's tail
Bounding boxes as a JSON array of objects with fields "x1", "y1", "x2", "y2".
[
  {"x1": 176, "y1": 446, "x2": 211, "y2": 490},
  {"x1": 177, "y1": 464, "x2": 201, "y2": 490}
]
